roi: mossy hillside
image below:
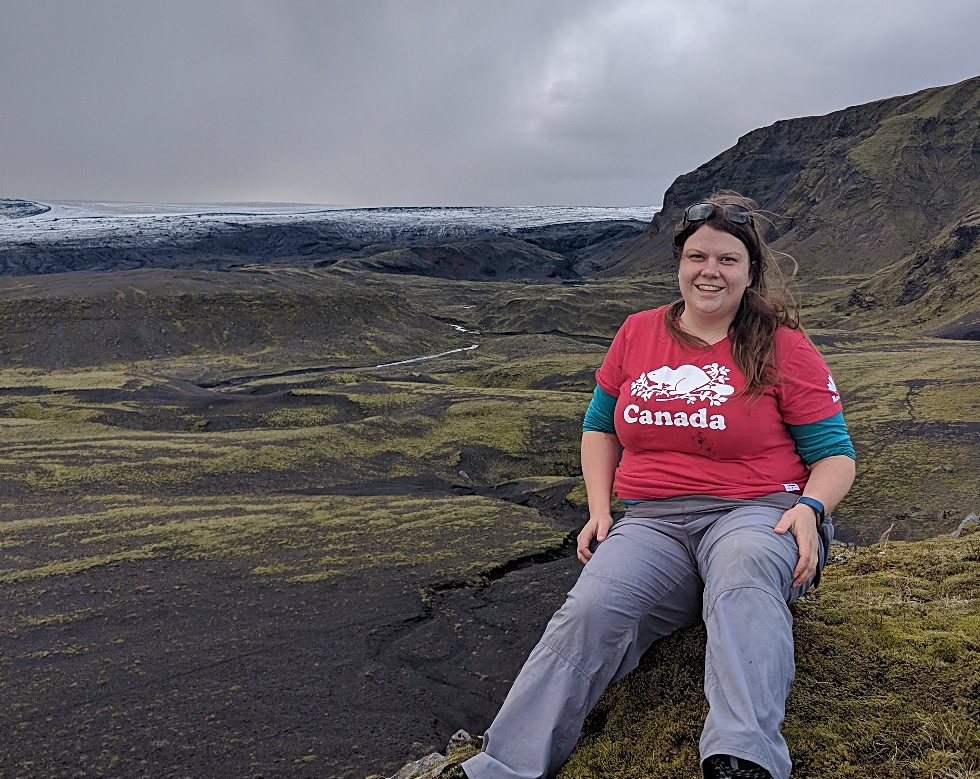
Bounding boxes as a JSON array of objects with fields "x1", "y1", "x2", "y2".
[
  {"x1": 842, "y1": 435, "x2": 978, "y2": 545},
  {"x1": 0, "y1": 263, "x2": 394, "y2": 302},
  {"x1": 0, "y1": 268, "x2": 676, "y2": 382},
  {"x1": 473, "y1": 281, "x2": 677, "y2": 338},
  {"x1": 847, "y1": 80, "x2": 980, "y2": 232},
  {"x1": 0, "y1": 378, "x2": 588, "y2": 494},
  {"x1": 445, "y1": 352, "x2": 607, "y2": 392},
  {"x1": 0, "y1": 493, "x2": 567, "y2": 586},
  {"x1": 818, "y1": 338, "x2": 980, "y2": 425},
  {"x1": 435, "y1": 327, "x2": 980, "y2": 544},
  {"x1": 557, "y1": 535, "x2": 980, "y2": 779},
  {"x1": 827, "y1": 215, "x2": 980, "y2": 339},
  {"x1": 789, "y1": 276, "x2": 875, "y2": 330},
  {"x1": 780, "y1": 76, "x2": 980, "y2": 279},
  {"x1": 330, "y1": 236, "x2": 572, "y2": 281},
  {"x1": 335, "y1": 383, "x2": 448, "y2": 418},
  {"x1": 0, "y1": 368, "x2": 141, "y2": 392},
  {"x1": 335, "y1": 384, "x2": 588, "y2": 482},
  {"x1": 350, "y1": 271, "x2": 676, "y2": 339},
  {"x1": 0, "y1": 284, "x2": 466, "y2": 372},
  {"x1": 394, "y1": 333, "x2": 609, "y2": 394},
  {"x1": 818, "y1": 338, "x2": 980, "y2": 543},
  {"x1": 308, "y1": 379, "x2": 588, "y2": 474},
  {"x1": 2, "y1": 318, "x2": 978, "y2": 545}
]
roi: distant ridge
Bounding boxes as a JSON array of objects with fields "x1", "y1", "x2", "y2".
[
  {"x1": 605, "y1": 75, "x2": 980, "y2": 284},
  {"x1": 0, "y1": 199, "x2": 50, "y2": 219},
  {"x1": 0, "y1": 203, "x2": 655, "y2": 280}
]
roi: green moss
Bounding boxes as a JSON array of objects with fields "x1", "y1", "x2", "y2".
[
  {"x1": 565, "y1": 480, "x2": 589, "y2": 507},
  {"x1": 8, "y1": 403, "x2": 93, "y2": 423},
  {"x1": 815, "y1": 339, "x2": 980, "y2": 542},
  {"x1": 0, "y1": 494, "x2": 566, "y2": 586},
  {"x1": 0, "y1": 368, "x2": 139, "y2": 391},
  {"x1": 559, "y1": 536, "x2": 980, "y2": 779},
  {"x1": 439, "y1": 400, "x2": 531, "y2": 459},
  {"x1": 290, "y1": 372, "x2": 372, "y2": 387},
  {"x1": 257, "y1": 407, "x2": 343, "y2": 428},
  {"x1": 462, "y1": 354, "x2": 604, "y2": 391},
  {"x1": 346, "y1": 391, "x2": 431, "y2": 417},
  {"x1": 911, "y1": 382, "x2": 980, "y2": 422}
]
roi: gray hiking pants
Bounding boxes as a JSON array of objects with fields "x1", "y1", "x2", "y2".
[{"x1": 463, "y1": 493, "x2": 833, "y2": 779}]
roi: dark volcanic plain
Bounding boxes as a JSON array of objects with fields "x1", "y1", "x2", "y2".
[{"x1": 0, "y1": 257, "x2": 679, "y2": 778}]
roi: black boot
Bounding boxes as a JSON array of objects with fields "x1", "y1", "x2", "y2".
[{"x1": 703, "y1": 753, "x2": 773, "y2": 779}]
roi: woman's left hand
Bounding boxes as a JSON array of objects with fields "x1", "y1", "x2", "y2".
[
  {"x1": 773, "y1": 456, "x2": 856, "y2": 588},
  {"x1": 773, "y1": 503, "x2": 820, "y2": 588}
]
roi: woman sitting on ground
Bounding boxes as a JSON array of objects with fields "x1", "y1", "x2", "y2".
[{"x1": 463, "y1": 192, "x2": 856, "y2": 779}]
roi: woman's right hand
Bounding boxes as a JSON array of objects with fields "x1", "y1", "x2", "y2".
[
  {"x1": 579, "y1": 430, "x2": 621, "y2": 564},
  {"x1": 577, "y1": 513, "x2": 614, "y2": 564}
]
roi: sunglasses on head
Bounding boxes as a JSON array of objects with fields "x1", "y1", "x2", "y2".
[{"x1": 683, "y1": 202, "x2": 751, "y2": 225}]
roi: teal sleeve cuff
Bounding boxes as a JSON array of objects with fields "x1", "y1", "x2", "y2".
[
  {"x1": 787, "y1": 412, "x2": 856, "y2": 465},
  {"x1": 583, "y1": 386, "x2": 617, "y2": 434}
]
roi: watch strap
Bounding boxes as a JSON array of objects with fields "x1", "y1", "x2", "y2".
[{"x1": 795, "y1": 496, "x2": 825, "y2": 524}]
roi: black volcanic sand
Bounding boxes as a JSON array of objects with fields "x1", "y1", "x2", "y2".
[
  {"x1": 2, "y1": 561, "x2": 582, "y2": 779},
  {"x1": 2, "y1": 500, "x2": 583, "y2": 779}
]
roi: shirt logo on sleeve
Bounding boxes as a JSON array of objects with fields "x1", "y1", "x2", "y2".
[{"x1": 827, "y1": 374, "x2": 840, "y2": 403}]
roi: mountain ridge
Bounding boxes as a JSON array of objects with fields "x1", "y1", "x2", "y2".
[{"x1": 604, "y1": 75, "x2": 980, "y2": 291}]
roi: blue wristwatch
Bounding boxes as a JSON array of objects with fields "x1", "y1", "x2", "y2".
[{"x1": 794, "y1": 496, "x2": 825, "y2": 524}]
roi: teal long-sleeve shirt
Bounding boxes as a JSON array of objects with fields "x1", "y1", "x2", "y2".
[{"x1": 582, "y1": 385, "x2": 855, "y2": 465}]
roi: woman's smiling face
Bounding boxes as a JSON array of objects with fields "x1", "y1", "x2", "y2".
[{"x1": 678, "y1": 224, "x2": 752, "y2": 328}]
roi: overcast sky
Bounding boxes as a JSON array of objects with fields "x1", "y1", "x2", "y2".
[{"x1": 2, "y1": 1, "x2": 979, "y2": 207}]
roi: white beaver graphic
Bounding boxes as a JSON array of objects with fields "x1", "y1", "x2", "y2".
[{"x1": 630, "y1": 363, "x2": 734, "y2": 406}]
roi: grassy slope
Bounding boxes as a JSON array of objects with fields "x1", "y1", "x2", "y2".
[
  {"x1": 816, "y1": 335, "x2": 980, "y2": 544},
  {"x1": 831, "y1": 214, "x2": 980, "y2": 340}
]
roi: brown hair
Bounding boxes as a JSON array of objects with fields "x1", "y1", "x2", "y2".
[{"x1": 664, "y1": 191, "x2": 800, "y2": 397}]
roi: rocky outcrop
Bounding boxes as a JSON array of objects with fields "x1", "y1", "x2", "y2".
[
  {"x1": 372, "y1": 730, "x2": 481, "y2": 779},
  {"x1": 952, "y1": 513, "x2": 979, "y2": 538},
  {"x1": 834, "y1": 211, "x2": 980, "y2": 338}
]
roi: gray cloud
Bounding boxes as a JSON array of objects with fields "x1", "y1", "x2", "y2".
[{"x1": 1, "y1": 0, "x2": 979, "y2": 205}]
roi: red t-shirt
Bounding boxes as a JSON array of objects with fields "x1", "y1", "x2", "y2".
[{"x1": 595, "y1": 307, "x2": 843, "y2": 500}]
